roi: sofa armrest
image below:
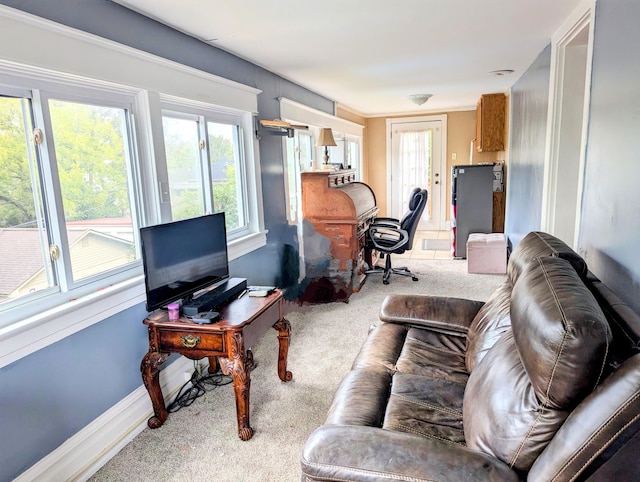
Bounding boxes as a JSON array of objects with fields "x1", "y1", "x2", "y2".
[
  {"x1": 380, "y1": 294, "x2": 485, "y2": 335},
  {"x1": 301, "y1": 425, "x2": 518, "y2": 482}
]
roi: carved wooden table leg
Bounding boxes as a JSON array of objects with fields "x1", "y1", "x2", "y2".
[
  {"x1": 140, "y1": 351, "x2": 170, "y2": 428},
  {"x1": 273, "y1": 317, "x2": 293, "y2": 382},
  {"x1": 219, "y1": 331, "x2": 254, "y2": 440}
]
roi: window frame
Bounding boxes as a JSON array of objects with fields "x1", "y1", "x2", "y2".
[
  {"x1": 159, "y1": 98, "x2": 254, "y2": 238},
  {"x1": 0, "y1": 81, "x2": 145, "y2": 326}
]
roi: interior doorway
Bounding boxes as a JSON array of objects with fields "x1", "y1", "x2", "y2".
[
  {"x1": 543, "y1": 6, "x2": 593, "y2": 248},
  {"x1": 386, "y1": 115, "x2": 447, "y2": 230}
]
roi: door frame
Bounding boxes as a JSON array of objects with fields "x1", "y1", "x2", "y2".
[
  {"x1": 385, "y1": 114, "x2": 448, "y2": 230},
  {"x1": 542, "y1": 0, "x2": 595, "y2": 249}
]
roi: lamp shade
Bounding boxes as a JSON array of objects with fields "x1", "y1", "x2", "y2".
[{"x1": 316, "y1": 128, "x2": 337, "y2": 147}]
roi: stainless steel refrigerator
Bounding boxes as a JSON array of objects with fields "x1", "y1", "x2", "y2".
[{"x1": 451, "y1": 164, "x2": 494, "y2": 258}]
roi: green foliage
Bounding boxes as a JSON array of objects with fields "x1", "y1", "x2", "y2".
[
  {"x1": 49, "y1": 101, "x2": 130, "y2": 221},
  {"x1": 209, "y1": 132, "x2": 239, "y2": 229},
  {"x1": 0, "y1": 98, "x2": 37, "y2": 228}
]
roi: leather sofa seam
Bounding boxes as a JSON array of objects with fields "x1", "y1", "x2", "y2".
[
  {"x1": 301, "y1": 459, "x2": 438, "y2": 482},
  {"x1": 384, "y1": 422, "x2": 465, "y2": 447},
  {"x1": 550, "y1": 392, "x2": 640, "y2": 482},
  {"x1": 390, "y1": 393, "x2": 463, "y2": 417}
]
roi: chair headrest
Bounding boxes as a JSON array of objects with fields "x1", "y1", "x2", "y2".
[{"x1": 408, "y1": 188, "x2": 425, "y2": 211}]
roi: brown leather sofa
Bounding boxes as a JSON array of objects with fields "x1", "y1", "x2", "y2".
[{"x1": 301, "y1": 232, "x2": 640, "y2": 481}]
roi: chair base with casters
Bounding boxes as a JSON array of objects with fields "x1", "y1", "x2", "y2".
[{"x1": 365, "y1": 252, "x2": 418, "y2": 285}]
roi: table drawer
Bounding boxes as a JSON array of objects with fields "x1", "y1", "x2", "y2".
[{"x1": 159, "y1": 330, "x2": 224, "y2": 352}]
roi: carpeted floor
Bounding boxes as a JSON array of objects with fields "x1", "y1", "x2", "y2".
[{"x1": 90, "y1": 258, "x2": 505, "y2": 481}]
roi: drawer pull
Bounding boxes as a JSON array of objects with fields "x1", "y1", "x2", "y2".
[{"x1": 180, "y1": 334, "x2": 200, "y2": 348}]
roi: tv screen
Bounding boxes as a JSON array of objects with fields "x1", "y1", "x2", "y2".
[{"x1": 140, "y1": 213, "x2": 229, "y2": 312}]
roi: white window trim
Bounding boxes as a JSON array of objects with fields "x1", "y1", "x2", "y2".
[
  {"x1": 280, "y1": 97, "x2": 364, "y2": 137},
  {"x1": 0, "y1": 6, "x2": 266, "y2": 368}
]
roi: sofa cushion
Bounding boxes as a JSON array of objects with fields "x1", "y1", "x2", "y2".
[
  {"x1": 463, "y1": 256, "x2": 612, "y2": 472},
  {"x1": 383, "y1": 372, "x2": 466, "y2": 444},
  {"x1": 395, "y1": 327, "x2": 468, "y2": 384}
]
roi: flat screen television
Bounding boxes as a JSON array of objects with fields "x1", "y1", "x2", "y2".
[{"x1": 140, "y1": 213, "x2": 229, "y2": 312}]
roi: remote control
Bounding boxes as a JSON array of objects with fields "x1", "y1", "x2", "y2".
[{"x1": 248, "y1": 285, "x2": 275, "y2": 292}]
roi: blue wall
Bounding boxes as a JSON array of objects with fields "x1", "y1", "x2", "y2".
[
  {"x1": 0, "y1": 1, "x2": 333, "y2": 479},
  {"x1": 578, "y1": 0, "x2": 640, "y2": 314},
  {"x1": 504, "y1": 44, "x2": 551, "y2": 249}
]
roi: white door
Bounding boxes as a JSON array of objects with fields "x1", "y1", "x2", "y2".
[{"x1": 389, "y1": 118, "x2": 445, "y2": 230}]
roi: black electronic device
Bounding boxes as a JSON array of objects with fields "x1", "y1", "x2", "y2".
[
  {"x1": 191, "y1": 311, "x2": 220, "y2": 324},
  {"x1": 182, "y1": 277, "x2": 247, "y2": 316},
  {"x1": 140, "y1": 213, "x2": 231, "y2": 312}
]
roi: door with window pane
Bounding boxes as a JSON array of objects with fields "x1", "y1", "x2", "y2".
[{"x1": 390, "y1": 120, "x2": 444, "y2": 230}]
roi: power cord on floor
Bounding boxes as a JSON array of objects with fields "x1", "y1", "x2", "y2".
[{"x1": 167, "y1": 363, "x2": 233, "y2": 413}]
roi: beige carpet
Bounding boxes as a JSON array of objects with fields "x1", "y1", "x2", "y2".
[{"x1": 90, "y1": 258, "x2": 505, "y2": 481}]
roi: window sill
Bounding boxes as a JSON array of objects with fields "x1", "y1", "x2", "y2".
[
  {"x1": 0, "y1": 275, "x2": 146, "y2": 369},
  {"x1": 0, "y1": 230, "x2": 267, "y2": 369}
]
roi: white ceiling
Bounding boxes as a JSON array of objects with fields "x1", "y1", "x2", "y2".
[{"x1": 114, "y1": 0, "x2": 581, "y2": 116}]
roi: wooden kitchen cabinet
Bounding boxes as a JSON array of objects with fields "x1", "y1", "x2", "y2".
[{"x1": 476, "y1": 93, "x2": 506, "y2": 152}]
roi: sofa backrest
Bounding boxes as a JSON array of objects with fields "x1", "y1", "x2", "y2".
[
  {"x1": 507, "y1": 231, "x2": 587, "y2": 283},
  {"x1": 527, "y1": 272, "x2": 640, "y2": 481},
  {"x1": 466, "y1": 231, "x2": 588, "y2": 372},
  {"x1": 463, "y1": 256, "x2": 612, "y2": 473}
]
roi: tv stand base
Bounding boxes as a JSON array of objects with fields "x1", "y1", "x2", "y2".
[{"x1": 141, "y1": 289, "x2": 291, "y2": 440}]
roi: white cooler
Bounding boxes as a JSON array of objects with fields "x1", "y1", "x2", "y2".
[{"x1": 467, "y1": 233, "x2": 507, "y2": 274}]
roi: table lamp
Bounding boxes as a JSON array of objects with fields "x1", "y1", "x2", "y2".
[{"x1": 317, "y1": 128, "x2": 337, "y2": 167}]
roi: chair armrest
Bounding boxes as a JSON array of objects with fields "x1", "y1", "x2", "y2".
[
  {"x1": 370, "y1": 217, "x2": 401, "y2": 229},
  {"x1": 301, "y1": 425, "x2": 518, "y2": 482},
  {"x1": 367, "y1": 226, "x2": 409, "y2": 252},
  {"x1": 380, "y1": 294, "x2": 485, "y2": 335}
]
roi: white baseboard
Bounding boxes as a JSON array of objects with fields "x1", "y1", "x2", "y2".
[{"x1": 15, "y1": 356, "x2": 196, "y2": 482}]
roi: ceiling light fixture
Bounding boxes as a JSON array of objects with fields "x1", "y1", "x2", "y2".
[
  {"x1": 408, "y1": 94, "x2": 433, "y2": 106},
  {"x1": 489, "y1": 69, "x2": 515, "y2": 76}
]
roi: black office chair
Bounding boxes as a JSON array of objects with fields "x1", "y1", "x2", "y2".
[{"x1": 365, "y1": 188, "x2": 428, "y2": 284}]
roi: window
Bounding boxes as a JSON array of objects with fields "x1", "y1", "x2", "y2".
[
  {"x1": 284, "y1": 130, "x2": 313, "y2": 223},
  {"x1": 283, "y1": 127, "x2": 362, "y2": 224},
  {"x1": 0, "y1": 87, "x2": 141, "y2": 325},
  {"x1": 160, "y1": 102, "x2": 251, "y2": 237},
  {"x1": 279, "y1": 98, "x2": 365, "y2": 224}
]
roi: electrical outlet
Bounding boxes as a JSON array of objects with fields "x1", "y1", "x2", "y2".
[{"x1": 452, "y1": 152, "x2": 457, "y2": 160}]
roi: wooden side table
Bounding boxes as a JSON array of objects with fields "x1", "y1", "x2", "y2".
[{"x1": 140, "y1": 289, "x2": 291, "y2": 440}]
